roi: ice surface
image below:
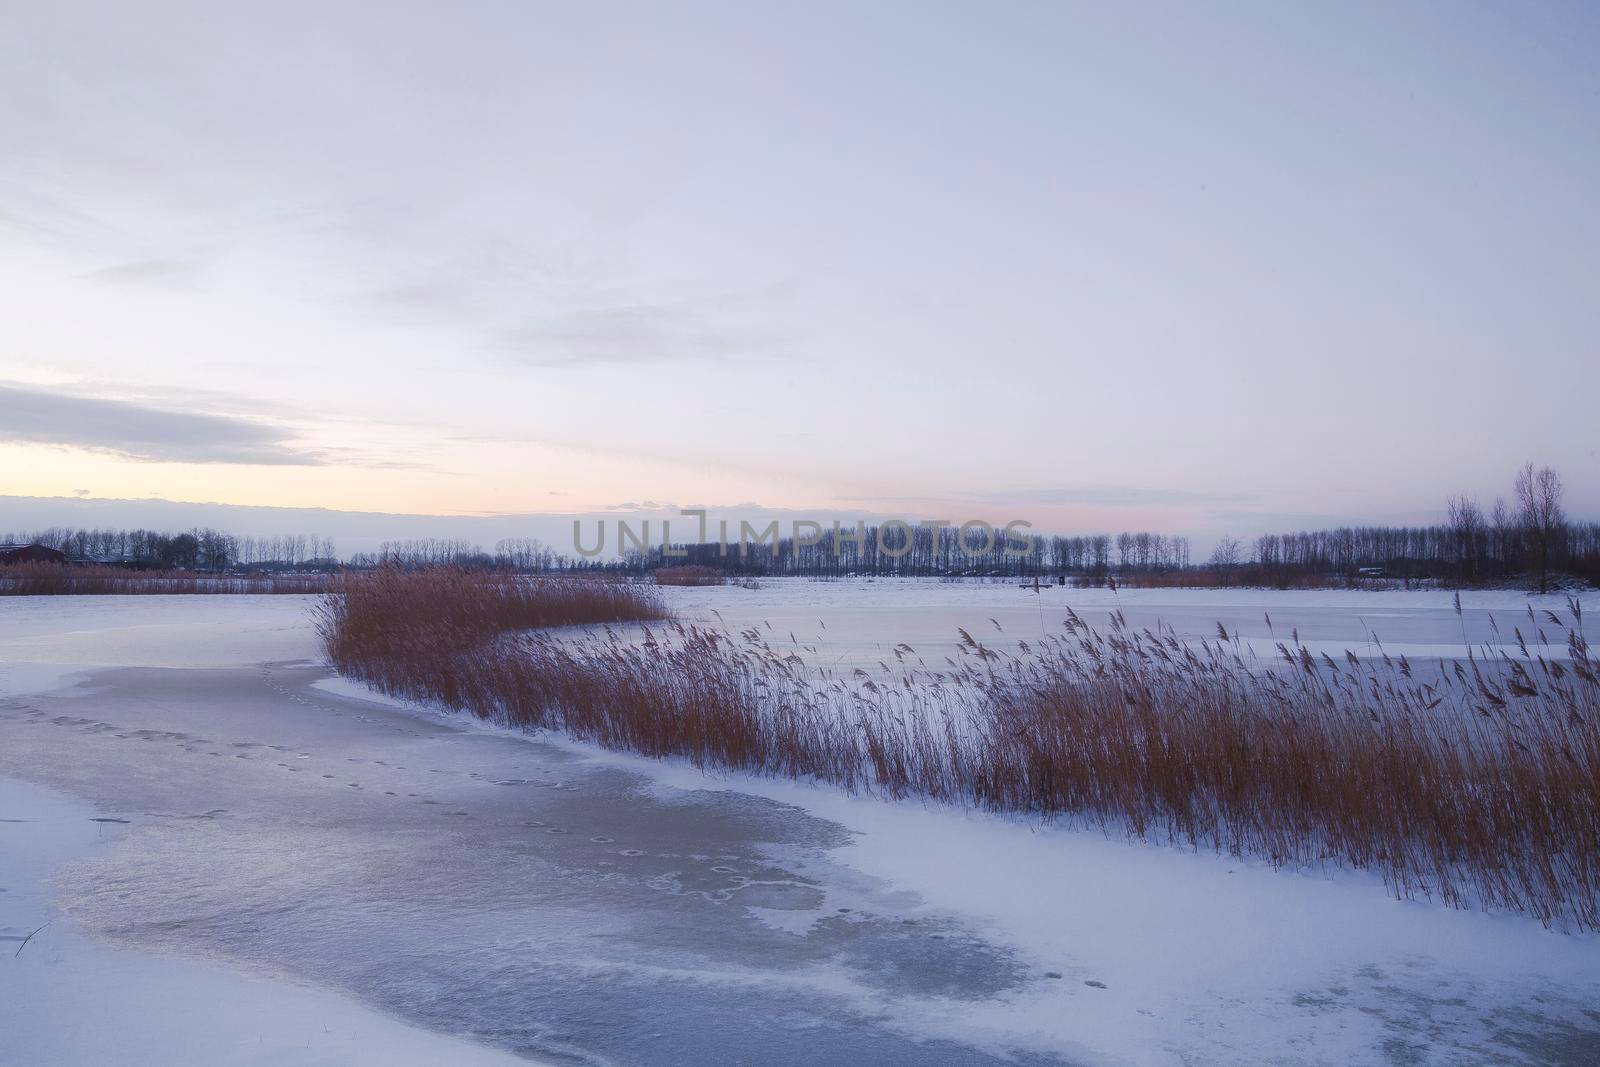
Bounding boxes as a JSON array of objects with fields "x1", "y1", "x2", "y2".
[
  {"x1": 648, "y1": 579, "x2": 1594, "y2": 671},
  {"x1": 0, "y1": 777, "x2": 537, "y2": 1066},
  {"x1": 0, "y1": 593, "x2": 324, "y2": 676}
]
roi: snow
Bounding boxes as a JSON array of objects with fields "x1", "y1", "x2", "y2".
[
  {"x1": 0, "y1": 661, "x2": 95, "y2": 699},
  {"x1": 0, "y1": 595, "x2": 322, "y2": 700},
  {"x1": 340, "y1": 677, "x2": 1600, "y2": 1064},
  {"x1": 0, "y1": 593, "x2": 324, "y2": 677},
  {"x1": 650, "y1": 578, "x2": 1594, "y2": 672},
  {"x1": 3, "y1": 584, "x2": 1598, "y2": 1065},
  {"x1": 732, "y1": 772, "x2": 1600, "y2": 1063},
  {"x1": 0, "y1": 777, "x2": 535, "y2": 1067},
  {"x1": 1, "y1": 597, "x2": 529, "y2": 1064}
]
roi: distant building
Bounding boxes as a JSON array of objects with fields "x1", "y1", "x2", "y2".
[{"x1": 0, "y1": 543, "x2": 68, "y2": 565}]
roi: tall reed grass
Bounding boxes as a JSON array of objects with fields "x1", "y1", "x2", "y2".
[
  {"x1": 320, "y1": 569, "x2": 1600, "y2": 930},
  {"x1": 1, "y1": 562, "x2": 333, "y2": 595},
  {"x1": 653, "y1": 565, "x2": 726, "y2": 586}
]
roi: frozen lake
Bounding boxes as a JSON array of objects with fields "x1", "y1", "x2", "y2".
[
  {"x1": 651, "y1": 579, "x2": 1591, "y2": 672},
  {"x1": 2, "y1": 584, "x2": 1598, "y2": 1065}
]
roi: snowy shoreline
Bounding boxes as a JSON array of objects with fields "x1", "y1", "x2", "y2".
[{"x1": 3, "y1": 589, "x2": 1599, "y2": 1064}]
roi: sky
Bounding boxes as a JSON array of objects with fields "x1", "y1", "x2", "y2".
[{"x1": 1, "y1": 1, "x2": 1596, "y2": 547}]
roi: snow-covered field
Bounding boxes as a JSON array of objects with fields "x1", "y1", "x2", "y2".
[{"x1": 2, "y1": 583, "x2": 1598, "y2": 1065}]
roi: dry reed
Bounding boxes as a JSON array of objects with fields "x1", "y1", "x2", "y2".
[
  {"x1": 319, "y1": 569, "x2": 1600, "y2": 931},
  {"x1": 1, "y1": 562, "x2": 333, "y2": 595},
  {"x1": 653, "y1": 565, "x2": 727, "y2": 587}
]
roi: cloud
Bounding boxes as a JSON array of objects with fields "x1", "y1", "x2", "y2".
[
  {"x1": 81, "y1": 258, "x2": 201, "y2": 289},
  {"x1": 839, "y1": 486, "x2": 1260, "y2": 508},
  {"x1": 499, "y1": 304, "x2": 774, "y2": 368},
  {"x1": 0, "y1": 382, "x2": 323, "y2": 465},
  {"x1": 66, "y1": 380, "x2": 311, "y2": 421}
]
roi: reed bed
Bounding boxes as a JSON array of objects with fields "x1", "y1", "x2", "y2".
[
  {"x1": 653, "y1": 565, "x2": 727, "y2": 586},
  {"x1": 1067, "y1": 571, "x2": 1394, "y2": 590},
  {"x1": 1, "y1": 562, "x2": 333, "y2": 595},
  {"x1": 320, "y1": 569, "x2": 1600, "y2": 931},
  {"x1": 317, "y1": 567, "x2": 668, "y2": 668}
]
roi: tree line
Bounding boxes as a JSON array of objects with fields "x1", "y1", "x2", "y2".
[
  {"x1": 340, "y1": 537, "x2": 568, "y2": 571},
  {"x1": 5, "y1": 464, "x2": 1588, "y2": 589},
  {"x1": 615, "y1": 464, "x2": 1590, "y2": 589},
  {"x1": 614, "y1": 525, "x2": 1191, "y2": 578},
  {"x1": 1209, "y1": 464, "x2": 1591, "y2": 591},
  {"x1": 2, "y1": 527, "x2": 338, "y2": 571}
]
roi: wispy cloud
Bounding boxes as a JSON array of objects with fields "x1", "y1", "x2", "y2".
[
  {"x1": 65, "y1": 380, "x2": 310, "y2": 421},
  {"x1": 499, "y1": 303, "x2": 776, "y2": 368},
  {"x1": 0, "y1": 382, "x2": 322, "y2": 465},
  {"x1": 80, "y1": 258, "x2": 202, "y2": 289}
]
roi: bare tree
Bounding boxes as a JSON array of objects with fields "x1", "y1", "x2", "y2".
[
  {"x1": 496, "y1": 537, "x2": 552, "y2": 572},
  {"x1": 1446, "y1": 494, "x2": 1485, "y2": 584},
  {"x1": 1208, "y1": 536, "x2": 1243, "y2": 586},
  {"x1": 1490, "y1": 498, "x2": 1514, "y2": 576},
  {"x1": 1514, "y1": 463, "x2": 1566, "y2": 594}
]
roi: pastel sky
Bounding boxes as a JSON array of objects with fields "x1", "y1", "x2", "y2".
[{"x1": 2, "y1": 1, "x2": 1596, "y2": 540}]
